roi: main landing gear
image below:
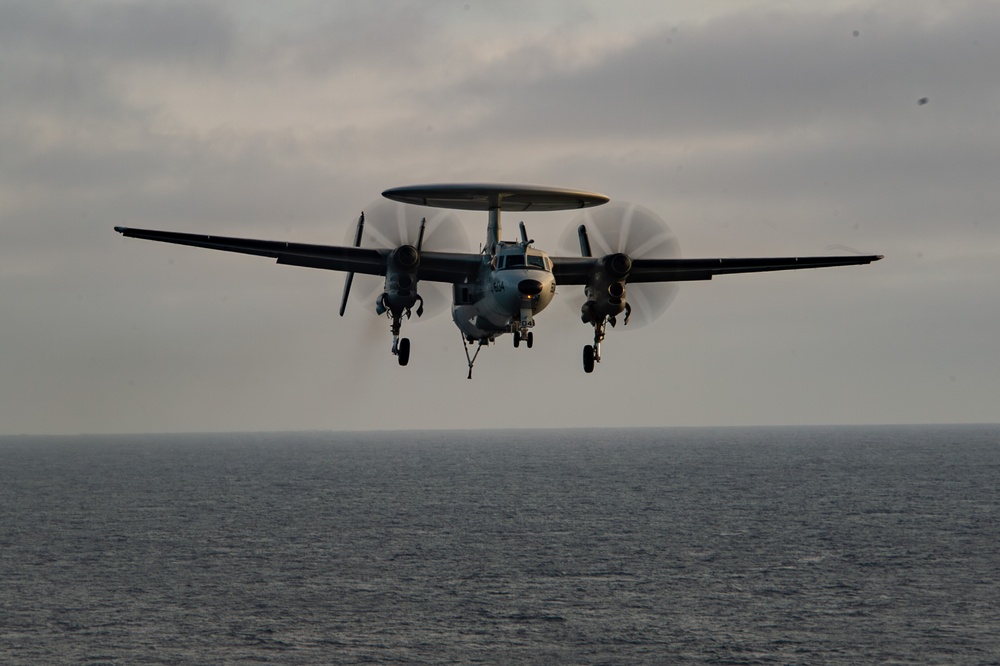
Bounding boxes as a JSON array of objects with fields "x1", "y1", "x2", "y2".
[
  {"x1": 387, "y1": 310, "x2": 410, "y2": 366},
  {"x1": 583, "y1": 343, "x2": 596, "y2": 373},
  {"x1": 582, "y1": 321, "x2": 603, "y2": 374},
  {"x1": 393, "y1": 336, "x2": 410, "y2": 366},
  {"x1": 380, "y1": 295, "x2": 421, "y2": 367},
  {"x1": 582, "y1": 304, "x2": 631, "y2": 373}
]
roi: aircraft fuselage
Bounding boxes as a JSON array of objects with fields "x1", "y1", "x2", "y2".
[{"x1": 452, "y1": 242, "x2": 556, "y2": 341}]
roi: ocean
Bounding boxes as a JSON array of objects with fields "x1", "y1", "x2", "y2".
[{"x1": 0, "y1": 425, "x2": 997, "y2": 664}]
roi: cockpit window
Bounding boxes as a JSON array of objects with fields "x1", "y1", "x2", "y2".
[{"x1": 498, "y1": 251, "x2": 549, "y2": 270}]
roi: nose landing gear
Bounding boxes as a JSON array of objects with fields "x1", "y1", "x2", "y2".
[
  {"x1": 512, "y1": 330, "x2": 534, "y2": 349},
  {"x1": 512, "y1": 303, "x2": 536, "y2": 350}
]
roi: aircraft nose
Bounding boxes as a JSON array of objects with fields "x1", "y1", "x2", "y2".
[{"x1": 518, "y1": 279, "x2": 543, "y2": 296}]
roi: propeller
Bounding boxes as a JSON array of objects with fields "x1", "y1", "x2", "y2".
[
  {"x1": 344, "y1": 198, "x2": 471, "y2": 318},
  {"x1": 559, "y1": 201, "x2": 682, "y2": 328}
]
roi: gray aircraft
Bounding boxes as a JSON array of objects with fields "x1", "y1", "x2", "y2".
[{"x1": 115, "y1": 183, "x2": 882, "y2": 377}]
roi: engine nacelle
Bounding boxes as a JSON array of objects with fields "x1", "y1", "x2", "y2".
[
  {"x1": 387, "y1": 245, "x2": 420, "y2": 296},
  {"x1": 604, "y1": 252, "x2": 632, "y2": 279},
  {"x1": 376, "y1": 245, "x2": 422, "y2": 316},
  {"x1": 391, "y1": 245, "x2": 419, "y2": 273},
  {"x1": 581, "y1": 254, "x2": 630, "y2": 323}
]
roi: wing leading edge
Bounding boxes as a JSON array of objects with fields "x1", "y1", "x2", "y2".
[
  {"x1": 551, "y1": 254, "x2": 883, "y2": 284},
  {"x1": 113, "y1": 226, "x2": 481, "y2": 283},
  {"x1": 116, "y1": 226, "x2": 881, "y2": 285}
]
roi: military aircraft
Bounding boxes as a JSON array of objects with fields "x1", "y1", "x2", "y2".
[{"x1": 115, "y1": 183, "x2": 882, "y2": 377}]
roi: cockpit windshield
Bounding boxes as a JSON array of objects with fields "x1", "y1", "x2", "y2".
[{"x1": 498, "y1": 251, "x2": 550, "y2": 271}]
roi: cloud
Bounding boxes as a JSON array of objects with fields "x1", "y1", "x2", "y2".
[
  {"x1": 453, "y1": 4, "x2": 1000, "y2": 136},
  {"x1": 1, "y1": 1, "x2": 998, "y2": 433},
  {"x1": 0, "y1": 1, "x2": 232, "y2": 65}
]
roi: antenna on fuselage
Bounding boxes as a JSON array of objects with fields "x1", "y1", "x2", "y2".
[
  {"x1": 518, "y1": 221, "x2": 533, "y2": 246},
  {"x1": 487, "y1": 207, "x2": 500, "y2": 256}
]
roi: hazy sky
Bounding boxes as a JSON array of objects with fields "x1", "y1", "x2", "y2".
[{"x1": 2, "y1": 0, "x2": 997, "y2": 434}]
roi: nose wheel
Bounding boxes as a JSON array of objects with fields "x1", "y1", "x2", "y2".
[{"x1": 513, "y1": 331, "x2": 534, "y2": 349}]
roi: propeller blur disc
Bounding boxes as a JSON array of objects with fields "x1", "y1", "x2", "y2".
[
  {"x1": 345, "y1": 199, "x2": 471, "y2": 319},
  {"x1": 561, "y1": 201, "x2": 682, "y2": 328}
]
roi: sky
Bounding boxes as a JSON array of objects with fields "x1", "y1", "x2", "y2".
[{"x1": 1, "y1": 0, "x2": 997, "y2": 435}]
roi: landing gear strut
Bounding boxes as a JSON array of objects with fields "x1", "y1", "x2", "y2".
[
  {"x1": 394, "y1": 336, "x2": 410, "y2": 366},
  {"x1": 383, "y1": 298, "x2": 419, "y2": 367},
  {"x1": 581, "y1": 303, "x2": 632, "y2": 373},
  {"x1": 583, "y1": 317, "x2": 606, "y2": 373}
]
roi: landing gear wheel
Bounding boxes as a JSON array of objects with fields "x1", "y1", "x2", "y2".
[
  {"x1": 513, "y1": 331, "x2": 521, "y2": 348},
  {"x1": 398, "y1": 338, "x2": 411, "y2": 366},
  {"x1": 583, "y1": 344, "x2": 595, "y2": 373},
  {"x1": 526, "y1": 331, "x2": 534, "y2": 349}
]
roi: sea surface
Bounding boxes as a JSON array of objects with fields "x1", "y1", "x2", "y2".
[{"x1": 0, "y1": 425, "x2": 998, "y2": 664}]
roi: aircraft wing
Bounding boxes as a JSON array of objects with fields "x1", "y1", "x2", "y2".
[
  {"x1": 114, "y1": 226, "x2": 481, "y2": 283},
  {"x1": 551, "y1": 254, "x2": 883, "y2": 284}
]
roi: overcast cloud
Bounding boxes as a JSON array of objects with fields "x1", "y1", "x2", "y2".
[{"x1": 1, "y1": 0, "x2": 996, "y2": 434}]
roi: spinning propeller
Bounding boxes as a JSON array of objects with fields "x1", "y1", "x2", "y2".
[
  {"x1": 341, "y1": 198, "x2": 471, "y2": 318},
  {"x1": 560, "y1": 201, "x2": 682, "y2": 327}
]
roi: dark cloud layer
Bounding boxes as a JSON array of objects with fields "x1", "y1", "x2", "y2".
[
  {"x1": 1, "y1": 1, "x2": 997, "y2": 434},
  {"x1": 458, "y1": 7, "x2": 1000, "y2": 136}
]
